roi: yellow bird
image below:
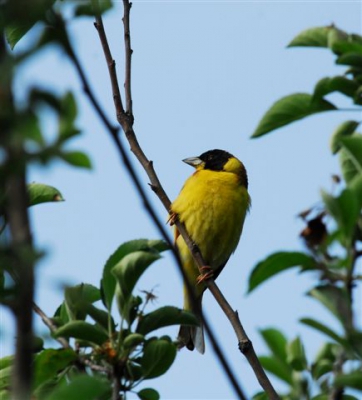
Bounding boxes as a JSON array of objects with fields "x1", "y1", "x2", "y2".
[{"x1": 170, "y1": 149, "x2": 250, "y2": 353}]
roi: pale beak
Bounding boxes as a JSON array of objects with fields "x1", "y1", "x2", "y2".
[{"x1": 182, "y1": 157, "x2": 203, "y2": 168}]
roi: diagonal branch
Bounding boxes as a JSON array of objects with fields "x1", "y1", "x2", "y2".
[
  {"x1": 64, "y1": 3, "x2": 279, "y2": 399},
  {"x1": 32, "y1": 302, "x2": 70, "y2": 349}
]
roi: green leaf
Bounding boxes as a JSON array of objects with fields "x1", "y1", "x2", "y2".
[
  {"x1": 348, "y1": 173, "x2": 362, "y2": 209},
  {"x1": 314, "y1": 343, "x2": 339, "y2": 363},
  {"x1": 75, "y1": 0, "x2": 113, "y2": 16},
  {"x1": 340, "y1": 149, "x2": 360, "y2": 184},
  {"x1": 33, "y1": 349, "x2": 77, "y2": 389},
  {"x1": 258, "y1": 356, "x2": 293, "y2": 385},
  {"x1": 44, "y1": 375, "x2": 110, "y2": 400},
  {"x1": 18, "y1": 110, "x2": 44, "y2": 145},
  {"x1": 53, "y1": 321, "x2": 108, "y2": 346},
  {"x1": 141, "y1": 338, "x2": 177, "y2": 379},
  {"x1": 251, "y1": 93, "x2": 336, "y2": 138},
  {"x1": 286, "y1": 336, "x2": 307, "y2": 371},
  {"x1": 330, "y1": 121, "x2": 360, "y2": 154},
  {"x1": 64, "y1": 283, "x2": 101, "y2": 321},
  {"x1": 0, "y1": 390, "x2": 10, "y2": 400},
  {"x1": 307, "y1": 285, "x2": 353, "y2": 330},
  {"x1": 59, "y1": 151, "x2": 92, "y2": 169},
  {"x1": 53, "y1": 302, "x2": 70, "y2": 326},
  {"x1": 126, "y1": 362, "x2": 143, "y2": 382},
  {"x1": 287, "y1": 26, "x2": 330, "y2": 48},
  {"x1": 347, "y1": 329, "x2": 362, "y2": 358},
  {"x1": 259, "y1": 328, "x2": 288, "y2": 364},
  {"x1": 335, "y1": 371, "x2": 362, "y2": 391},
  {"x1": 313, "y1": 76, "x2": 360, "y2": 101},
  {"x1": 4, "y1": 0, "x2": 56, "y2": 50},
  {"x1": 327, "y1": 27, "x2": 350, "y2": 50},
  {"x1": 247, "y1": 252, "x2": 316, "y2": 293},
  {"x1": 300, "y1": 318, "x2": 346, "y2": 345},
  {"x1": 311, "y1": 359, "x2": 334, "y2": 379},
  {"x1": 112, "y1": 251, "x2": 161, "y2": 319},
  {"x1": 101, "y1": 239, "x2": 169, "y2": 311},
  {"x1": 0, "y1": 367, "x2": 12, "y2": 392},
  {"x1": 27, "y1": 183, "x2": 64, "y2": 207},
  {"x1": 83, "y1": 303, "x2": 115, "y2": 332},
  {"x1": 29, "y1": 88, "x2": 61, "y2": 112},
  {"x1": 339, "y1": 135, "x2": 362, "y2": 183},
  {"x1": 0, "y1": 357, "x2": 13, "y2": 371},
  {"x1": 137, "y1": 306, "x2": 199, "y2": 335},
  {"x1": 331, "y1": 41, "x2": 362, "y2": 56},
  {"x1": 5, "y1": 23, "x2": 35, "y2": 50},
  {"x1": 137, "y1": 388, "x2": 160, "y2": 400},
  {"x1": 123, "y1": 333, "x2": 145, "y2": 349},
  {"x1": 58, "y1": 92, "x2": 80, "y2": 141},
  {"x1": 322, "y1": 189, "x2": 359, "y2": 241},
  {"x1": 337, "y1": 53, "x2": 362, "y2": 68}
]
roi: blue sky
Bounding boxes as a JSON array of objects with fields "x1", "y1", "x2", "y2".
[{"x1": 2, "y1": 1, "x2": 362, "y2": 399}]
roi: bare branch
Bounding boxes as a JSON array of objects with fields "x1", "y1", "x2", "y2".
[
  {"x1": 122, "y1": 0, "x2": 133, "y2": 115},
  {"x1": 93, "y1": 4, "x2": 124, "y2": 117}
]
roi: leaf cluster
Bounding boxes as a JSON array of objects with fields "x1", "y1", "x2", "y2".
[
  {"x1": 252, "y1": 25, "x2": 362, "y2": 139},
  {"x1": 0, "y1": 238, "x2": 198, "y2": 400},
  {"x1": 248, "y1": 25, "x2": 362, "y2": 400}
]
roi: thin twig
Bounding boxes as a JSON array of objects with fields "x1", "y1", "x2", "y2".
[
  {"x1": 81, "y1": 359, "x2": 111, "y2": 374},
  {"x1": 122, "y1": 0, "x2": 133, "y2": 115},
  {"x1": 32, "y1": 302, "x2": 70, "y2": 349}
]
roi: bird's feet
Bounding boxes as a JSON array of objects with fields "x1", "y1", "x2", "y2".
[
  {"x1": 168, "y1": 211, "x2": 178, "y2": 226},
  {"x1": 196, "y1": 266, "x2": 214, "y2": 284}
]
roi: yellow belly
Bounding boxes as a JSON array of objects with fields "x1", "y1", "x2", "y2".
[{"x1": 172, "y1": 169, "x2": 250, "y2": 272}]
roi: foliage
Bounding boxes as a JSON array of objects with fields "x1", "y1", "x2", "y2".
[
  {"x1": 1, "y1": 0, "x2": 361, "y2": 398},
  {"x1": 1, "y1": 233, "x2": 198, "y2": 399},
  {"x1": 0, "y1": 2, "x2": 199, "y2": 398},
  {"x1": 249, "y1": 25, "x2": 362, "y2": 399}
]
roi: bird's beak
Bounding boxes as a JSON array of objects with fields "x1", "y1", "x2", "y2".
[{"x1": 182, "y1": 157, "x2": 203, "y2": 168}]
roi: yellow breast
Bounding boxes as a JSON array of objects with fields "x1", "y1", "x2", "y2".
[{"x1": 171, "y1": 169, "x2": 250, "y2": 269}]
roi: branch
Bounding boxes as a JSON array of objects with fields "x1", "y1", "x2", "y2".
[
  {"x1": 64, "y1": 4, "x2": 279, "y2": 399},
  {"x1": 112, "y1": 364, "x2": 122, "y2": 400},
  {"x1": 122, "y1": 0, "x2": 133, "y2": 115},
  {"x1": 32, "y1": 302, "x2": 70, "y2": 349}
]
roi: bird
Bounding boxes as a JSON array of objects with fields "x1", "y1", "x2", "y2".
[{"x1": 170, "y1": 149, "x2": 250, "y2": 353}]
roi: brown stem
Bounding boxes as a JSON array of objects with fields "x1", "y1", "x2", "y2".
[
  {"x1": 93, "y1": 7, "x2": 124, "y2": 116},
  {"x1": 112, "y1": 364, "x2": 122, "y2": 400},
  {"x1": 32, "y1": 302, "x2": 70, "y2": 349},
  {"x1": 122, "y1": 0, "x2": 133, "y2": 116}
]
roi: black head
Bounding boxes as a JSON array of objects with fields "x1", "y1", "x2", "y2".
[{"x1": 199, "y1": 149, "x2": 233, "y2": 171}]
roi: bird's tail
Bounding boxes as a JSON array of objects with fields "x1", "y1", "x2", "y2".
[{"x1": 178, "y1": 292, "x2": 205, "y2": 354}]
